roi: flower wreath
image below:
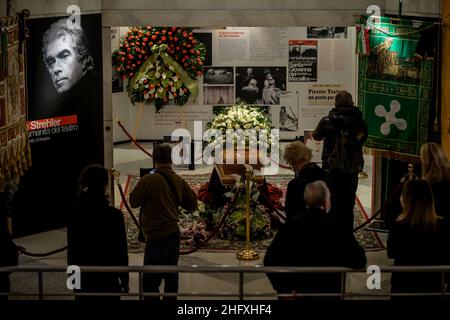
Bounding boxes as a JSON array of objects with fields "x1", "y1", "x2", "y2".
[{"x1": 112, "y1": 27, "x2": 207, "y2": 111}]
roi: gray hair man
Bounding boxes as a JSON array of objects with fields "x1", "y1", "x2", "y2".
[
  {"x1": 304, "y1": 180, "x2": 331, "y2": 212},
  {"x1": 42, "y1": 19, "x2": 94, "y2": 94},
  {"x1": 264, "y1": 179, "x2": 366, "y2": 299}
]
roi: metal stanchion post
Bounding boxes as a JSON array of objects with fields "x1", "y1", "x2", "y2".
[
  {"x1": 38, "y1": 271, "x2": 43, "y2": 300},
  {"x1": 239, "y1": 271, "x2": 244, "y2": 300},
  {"x1": 236, "y1": 167, "x2": 259, "y2": 261}
]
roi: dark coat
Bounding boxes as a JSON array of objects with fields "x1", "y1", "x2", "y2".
[
  {"x1": 313, "y1": 105, "x2": 368, "y2": 168},
  {"x1": 67, "y1": 197, "x2": 129, "y2": 296},
  {"x1": 430, "y1": 180, "x2": 450, "y2": 222},
  {"x1": 0, "y1": 207, "x2": 18, "y2": 299},
  {"x1": 284, "y1": 163, "x2": 327, "y2": 221},
  {"x1": 387, "y1": 219, "x2": 450, "y2": 295},
  {"x1": 264, "y1": 208, "x2": 367, "y2": 295}
]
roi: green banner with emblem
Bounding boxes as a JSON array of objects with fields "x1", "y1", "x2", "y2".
[{"x1": 357, "y1": 16, "x2": 435, "y2": 156}]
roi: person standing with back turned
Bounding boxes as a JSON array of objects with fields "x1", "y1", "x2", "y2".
[
  {"x1": 387, "y1": 179, "x2": 450, "y2": 300},
  {"x1": 313, "y1": 91, "x2": 368, "y2": 230},
  {"x1": 130, "y1": 143, "x2": 197, "y2": 300},
  {"x1": 67, "y1": 164, "x2": 129, "y2": 300},
  {"x1": 420, "y1": 142, "x2": 450, "y2": 222},
  {"x1": 264, "y1": 180, "x2": 366, "y2": 299}
]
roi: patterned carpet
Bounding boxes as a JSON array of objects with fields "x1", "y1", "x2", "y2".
[{"x1": 121, "y1": 172, "x2": 384, "y2": 253}]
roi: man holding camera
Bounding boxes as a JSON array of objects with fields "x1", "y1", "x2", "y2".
[{"x1": 130, "y1": 143, "x2": 197, "y2": 300}]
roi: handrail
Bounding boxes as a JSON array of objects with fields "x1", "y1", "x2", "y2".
[
  {"x1": 1, "y1": 265, "x2": 449, "y2": 300},
  {"x1": 2, "y1": 264, "x2": 450, "y2": 273}
]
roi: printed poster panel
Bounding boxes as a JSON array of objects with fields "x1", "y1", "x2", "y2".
[
  {"x1": 14, "y1": 14, "x2": 103, "y2": 236},
  {"x1": 288, "y1": 40, "x2": 317, "y2": 82},
  {"x1": 307, "y1": 84, "x2": 343, "y2": 106}
]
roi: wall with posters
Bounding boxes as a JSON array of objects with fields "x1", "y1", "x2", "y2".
[
  {"x1": 7, "y1": 0, "x2": 441, "y2": 236},
  {"x1": 13, "y1": 0, "x2": 441, "y2": 153},
  {"x1": 112, "y1": 26, "x2": 357, "y2": 141}
]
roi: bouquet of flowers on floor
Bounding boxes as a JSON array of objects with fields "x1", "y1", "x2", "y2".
[
  {"x1": 205, "y1": 104, "x2": 274, "y2": 151},
  {"x1": 112, "y1": 27, "x2": 207, "y2": 111},
  {"x1": 179, "y1": 200, "x2": 209, "y2": 246},
  {"x1": 198, "y1": 176, "x2": 273, "y2": 241}
]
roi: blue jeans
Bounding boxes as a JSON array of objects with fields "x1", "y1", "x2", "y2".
[{"x1": 143, "y1": 230, "x2": 180, "y2": 300}]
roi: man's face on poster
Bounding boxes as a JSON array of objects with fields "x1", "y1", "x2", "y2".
[{"x1": 44, "y1": 34, "x2": 84, "y2": 94}]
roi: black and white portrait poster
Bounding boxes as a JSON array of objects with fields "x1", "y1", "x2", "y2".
[
  {"x1": 13, "y1": 14, "x2": 103, "y2": 236},
  {"x1": 235, "y1": 66, "x2": 286, "y2": 105},
  {"x1": 288, "y1": 40, "x2": 317, "y2": 82}
]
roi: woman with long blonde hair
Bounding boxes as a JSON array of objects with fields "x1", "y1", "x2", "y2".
[
  {"x1": 387, "y1": 179, "x2": 450, "y2": 300},
  {"x1": 396, "y1": 179, "x2": 440, "y2": 230},
  {"x1": 420, "y1": 142, "x2": 450, "y2": 221}
]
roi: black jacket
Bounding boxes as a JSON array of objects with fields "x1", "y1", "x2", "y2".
[
  {"x1": 284, "y1": 163, "x2": 327, "y2": 221},
  {"x1": 430, "y1": 180, "x2": 450, "y2": 222},
  {"x1": 0, "y1": 215, "x2": 18, "y2": 297},
  {"x1": 387, "y1": 219, "x2": 450, "y2": 294},
  {"x1": 67, "y1": 198, "x2": 129, "y2": 294},
  {"x1": 264, "y1": 208, "x2": 367, "y2": 295},
  {"x1": 313, "y1": 105, "x2": 368, "y2": 168}
]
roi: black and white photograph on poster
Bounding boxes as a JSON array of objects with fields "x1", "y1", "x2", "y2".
[
  {"x1": 288, "y1": 40, "x2": 317, "y2": 82},
  {"x1": 203, "y1": 66, "x2": 234, "y2": 85},
  {"x1": 235, "y1": 66, "x2": 286, "y2": 105},
  {"x1": 279, "y1": 106, "x2": 298, "y2": 132},
  {"x1": 304, "y1": 129, "x2": 323, "y2": 163},
  {"x1": 204, "y1": 86, "x2": 234, "y2": 105},
  {"x1": 112, "y1": 68, "x2": 124, "y2": 93},
  {"x1": 14, "y1": 14, "x2": 104, "y2": 236},
  {"x1": 307, "y1": 27, "x2": 347, "y2": 39}
]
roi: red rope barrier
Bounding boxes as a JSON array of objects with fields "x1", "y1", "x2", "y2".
[
  {"x1": 180, "y1": 189, "x2": 241, "y2": 255},
  {"x1": 116, "y1": 120, "x2": 153, "y2": 158},
  {"x1": 17, "y1": 245, "x2": 67, "y2": 258},
  {"x1": 115, "y1": 171, "x2": 240, "y2": 255},
  {"x1": 115, "y1": 175, "x2": 141, "y2": 229}
]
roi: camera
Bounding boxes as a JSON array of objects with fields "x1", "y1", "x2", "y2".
[{"x1": 140, "y1": 168, "x2": 155, "y2": 177}]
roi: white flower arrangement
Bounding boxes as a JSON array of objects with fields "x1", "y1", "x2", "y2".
[{"x1": 206, "y1": 104, "x2": 273, "y2": 149}]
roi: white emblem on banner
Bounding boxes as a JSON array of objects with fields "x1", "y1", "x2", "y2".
[{"x1": 375, "y1": 100, "x2": 407, "y2": 135}]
